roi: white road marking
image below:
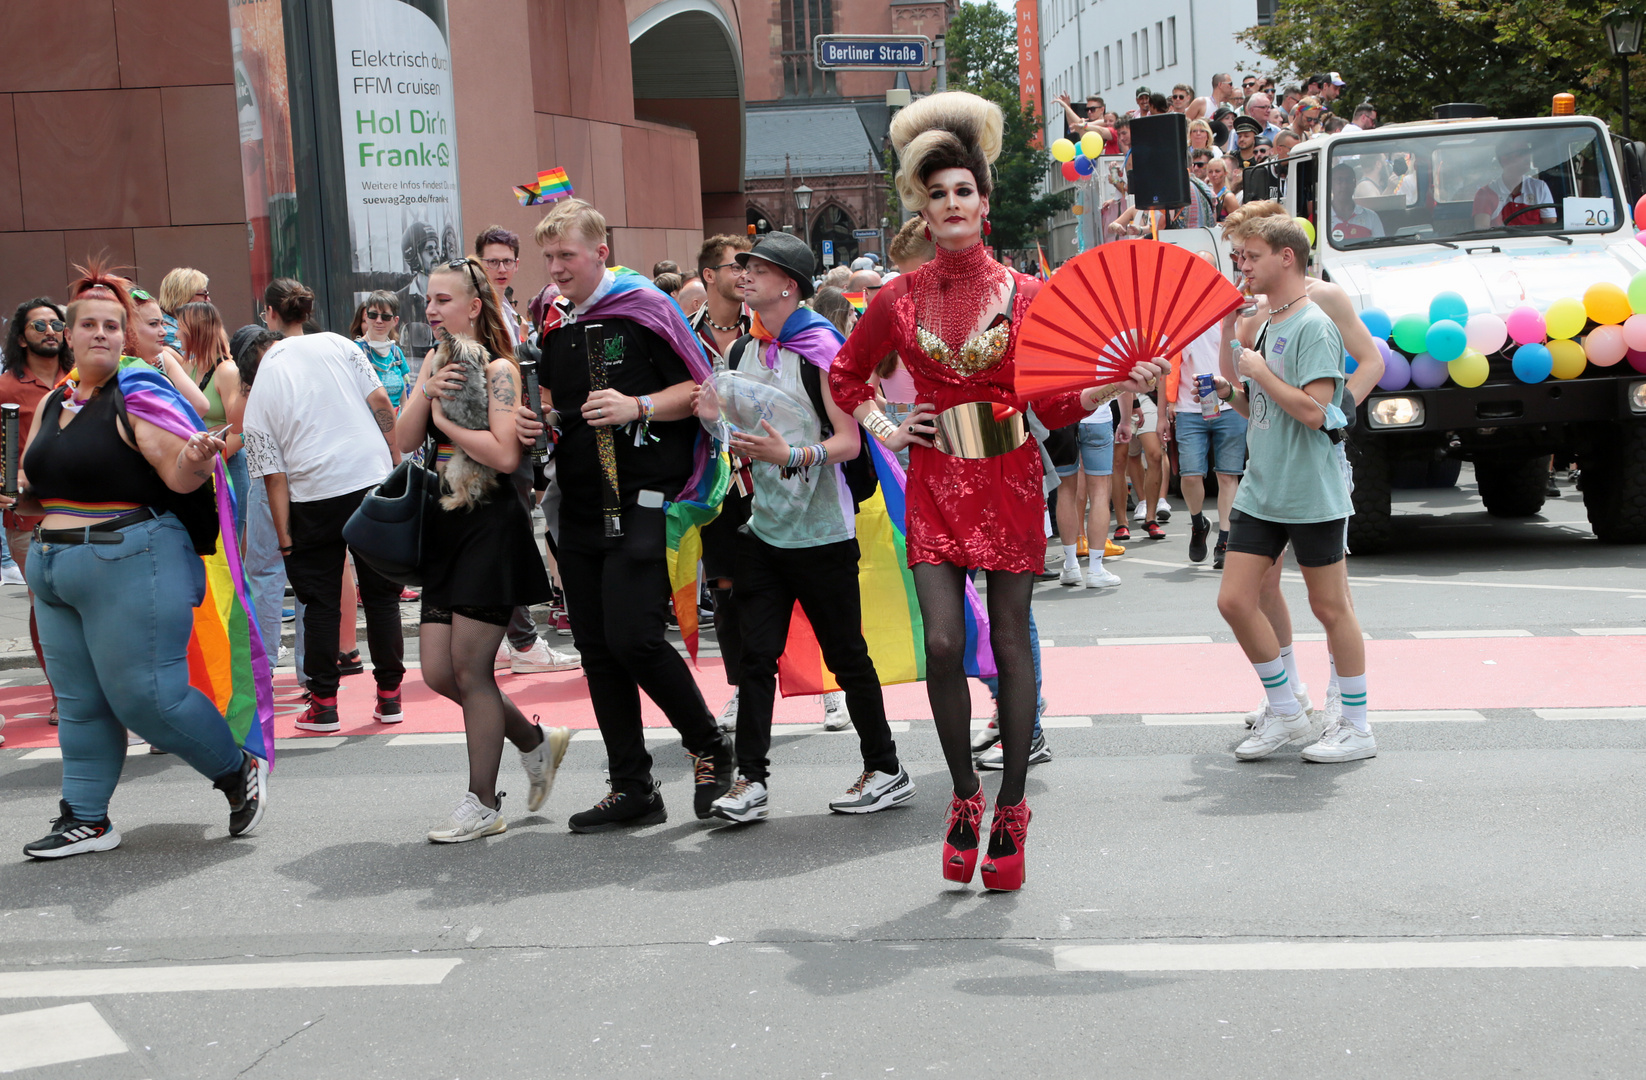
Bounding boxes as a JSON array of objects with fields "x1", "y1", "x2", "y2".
[
  {"x1": 1571, "y1": 627, "x2": 1646, "y2": 636},
  {"x1": 1409, "y1": 629, "x2": 1532, "y2": 639},
  {"x1": 567, "y1": 722, "x2": 912, "y2": 743},
  {"x1": 1097, "y1": 635, "x2": 1215, "y2": 646},
  {"x1": 274, "y1": 737, "x2": 347, "y2": 749},
  {"x1": 1122, "y1": 555, "x2": 1646, "y2": 595},
  {"x1": 386, "y1": 733, "x2": 468, "y2": 746},
  {"x1": 1290, "y1": 632, "x2": 1373, "y2": 641},
  {"x1": 1535, "y1": 707, "x2": 1646, "y2": 721},
  {"x1": 0, "y1": 1002, "x2": 127, "y2": 1071},
  {"x1": 1054, "y1": 939, "x2": 1646, "y2": 972},
  {"x1": 1140, "y1": 709, "x2": 1486, "y2": 726},
  {"x1": 1040, "y1": 715, "x2": 1094, "y2": 727},
  {"x1": 0, "y1": 958, "x2": 462, "y2": 999},
  {"x1": 20, "y1": 744, "x2": 152, "y2": 761}
]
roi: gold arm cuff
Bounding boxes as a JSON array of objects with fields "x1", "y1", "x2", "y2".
[{"x1": 862, "y1": 410, "x2": 900, "y2": 444}]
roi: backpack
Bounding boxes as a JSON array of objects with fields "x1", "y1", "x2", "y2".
[{"x1": 728, "y1": 334, "x2": 880, "y2": 511}]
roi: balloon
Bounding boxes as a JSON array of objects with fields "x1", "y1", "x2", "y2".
[
  {"x1": 1391, "y1": 313, "x2": 1430, "y2": 354},
  {"x1": 1512, "y1": 343, "x2": 1553, "y2": 383},
  {"x1": 1625, "y1": 314, "x2": 1646, "y2": 351},
  {"x1": 1377, "y1": 350, "x2": 1411, "y2": 390},
  {"x1": 1344, "y1": 353, "x2": 1358, "y2": 374},
  {"x1": 1052, "y1": 138, "x2": 1077, "y2": 163},
  {"x1": 1635, "y1": 193, "x2": 1646, "y2": 229},
  {"x1": 1080, "y1": 131, "x2": 1105, "y2": 158},
  {"x1": 1410, "y1": 352, "x2": 1450, "y2": 388},
  {"x1": 1505, "y1": 305, "x2": 1546, "y2": 345},
  {"x1": 1464, "y1": 313, "x2": 1508, "y2": 355},
  {"x1": 1638, "y1": 229, "x2": 1646, "y2": 247},
  {"x1": 1073, "y1": 154, "x2": 1094, "y2": 176},
  {"x1": 1425, "y1": 319, "x2": 1467, "y2": 362},
  {"x1": 1060, "y1": 160, "x2": 1080, "y2": 181},
  {"x1": 1071, "y1": 203, "x2": 1086, "y2": 215},
  {"x1": 1584, "y1": 325, "x2": 1628, "y2": 366},
  {"x1": 1629, "y1": 272, "x2": 1646, "y2": 314},
  {"x1": 1544, "y1": 297, "x2": 1587, "y2": 340},
  {"x1": 1448, "y1": 348, "x2": 1490, "y2": 388},
  {"x1": 1359, "y1": 306, "x2": 1392, "y2": 340},
  {"x1": 1629, "y1": 347, "x2": 1646, "y2": 374},
  {"x1": 1548, "y1": 338, "x2": 1587, "y2": 379},
  {"x1": 1584, "y1": 282, "x2": 1633, "y2": 325},
  {"x1": 1428, "y1": 291, "x2": 1469, "y2": 325},
  {"x1": 1294, "y1": 217, "x2": 1316, "y2": 246}
]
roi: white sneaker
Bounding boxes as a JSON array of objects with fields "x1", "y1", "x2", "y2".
[
  {"x1": 509, "y1": 639, "x2": 581, "y2": 673},
  {"x1": 1086, "y1": 565, "x2": 1121, "y2": 588},
  {"x1": 427, "y1": 792, "x2": 507, "y2": 843},
  {"x1": 1059, "y1": 565, "x2": 1083, "y2": 586},
  {"x1": 971, "y1": 712, "x2": 999, "y2": 752},
  {"x1": 1301, "y1": 717, "x2": 1377, "y2": 763},
  {"x1": 821, "y1": 690, "x2": 851, "y2": 731},
  {"x1": 711, "y1": 778, "x2": 769, "y2": 823},
  {"x1": 0, "y1": 713, "x2": 5, "y2": 747},
  {"x1": 126, "y1": 730, "x2": 145, "y2": 747},
  {"x1": 1242, "y1": 682, "x2": 1313, "y2": 728},
  {"x1": 1312, "y1": 687, "x2": 1342, "y2": 739},
  {"x1": 1234, "y1": 707, "x2": 1312, "y2": 760},
  {"x1": 494, "y1": 643, "x2": 510, "y2": 670},
  {"x1": 976, "y1": 729, "x2": 1054, "y2": 769},
  {"x1": 717, "y1": 690, "x2": 739, "y2": 732},
  {"x1": 1134, "y1": 503, "x2": 1148, "y2": 521},
  {"x1": 519, "y1": 725, "x2": 571, "y2": 811},
  {"x1": 829, "y1": 767, "x2": 914, "y2": 813},
  {"x1": 1, "y1": 563, "x2": 24, "y2": 586}
]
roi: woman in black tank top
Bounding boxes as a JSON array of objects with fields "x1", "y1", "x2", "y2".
[{"x1": 17, "y1": 268, "x2": 267, "y2": 861}]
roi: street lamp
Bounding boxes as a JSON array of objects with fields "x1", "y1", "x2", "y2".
[
  {"x1": 1605, "y1": 9, "x2": 1645, "y2": 138},
  {"x1": 793, "y1": 183, "x2": 813, "y2": 256}
]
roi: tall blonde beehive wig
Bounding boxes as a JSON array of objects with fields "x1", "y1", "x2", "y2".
[{"x1": 890, "y1": 91, "x2": 1005, "y2": 211}]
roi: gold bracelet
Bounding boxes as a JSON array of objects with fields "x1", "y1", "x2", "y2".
[{"x1": 862, "y1": 410, "x2": 899, "y2": 444}]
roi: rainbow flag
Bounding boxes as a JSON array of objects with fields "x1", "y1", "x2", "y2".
[
  {"x1": 513, "y1": 165, "x2": 575, "y2": 206},
  {"x1": 118, "y1": 368, "x2": 276, "y2": 765},
  {"x1": 665, "y1": 451, "x2": 731, "y2": 661},
  {"x1": 1037, "y1": 242, "x2": 1052, "y2": 280},
  {"x1": 777, "y1": 440, "x2": 995, "y2": 697},
  {"x1": 843, "y1": 291, "x2": 867, "y2": 314}
]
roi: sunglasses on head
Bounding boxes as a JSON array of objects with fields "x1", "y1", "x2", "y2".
[
  {"x1": 130, "y1": 287, "x2": 152, "y2": 302},
  {"x1": 447, "y1": 259, "x2": 484, "y2": 291},
  {"x1": 28, "y1": 319, "x2": 64, "y2": 333},
  {"x1": 365, "y1": 310, "x2": 396, "y2": 321}
]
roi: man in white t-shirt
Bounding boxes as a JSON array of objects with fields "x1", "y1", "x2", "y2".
[
  {"x1": 1160, "y1": 324, "x2": 1247, "y2": 565},
  {"x1": 243, "y1": 328, "x2": 403, "y2": 734},
  {"x1": 1472, "y1": 137, "x2": 1557, "y2": 229}
]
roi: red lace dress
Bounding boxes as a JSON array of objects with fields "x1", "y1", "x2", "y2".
[{"x1": 831, "y1": 243, "x2": 1089, "y2": 574}]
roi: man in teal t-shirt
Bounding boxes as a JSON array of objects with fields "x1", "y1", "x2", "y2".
[{"x1": 1212, "y1": 216, "x2": 1374, "y2": 766}]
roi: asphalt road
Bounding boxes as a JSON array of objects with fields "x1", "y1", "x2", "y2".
[{"x1": 2, "y1": 467, "x2": 1644, "y2": 1079}]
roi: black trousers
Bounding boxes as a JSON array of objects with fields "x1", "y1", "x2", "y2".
[
  {"x1": 700, "y1": 488, "x2": 750, "y2": 686},
  {"x1": 285, "y1": 487, "x2": 406, "y2": 697},
  {"x1": 505, "y1": 456, "x2": 539, "y2": 651},
  {"x1": 560, "y1": 508, "x2": 722, "y2": 795},
  {"x1": 734, "y1": 531, "x2": 898, "y2": 784}
]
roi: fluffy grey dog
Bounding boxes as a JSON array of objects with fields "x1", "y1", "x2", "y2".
[{"x1": 431, "y1": 329, "x2": 499, "y2": 511}]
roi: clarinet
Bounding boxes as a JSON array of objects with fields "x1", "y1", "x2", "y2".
[{"x1": 584, "y1": 323, "x2": 623, "y2": 538}]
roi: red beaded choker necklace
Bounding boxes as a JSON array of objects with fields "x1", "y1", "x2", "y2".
[{"x1": 913, "y1": 241, "x2": 1009, "y2": 349}]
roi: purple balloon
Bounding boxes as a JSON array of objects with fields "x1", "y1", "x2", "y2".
[
  {"x1": 1409, "y1": 352, "x2": 1449, "y2": 388},
  {"x1": 1378, "y1": 350, "x2": 1412, "y2": 390}
]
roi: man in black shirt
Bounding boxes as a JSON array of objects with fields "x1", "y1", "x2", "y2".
[{"x1": 522, "y1": 198, "x2": 732, "y2": 831}]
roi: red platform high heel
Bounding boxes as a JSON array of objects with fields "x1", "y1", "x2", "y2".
[
  {"x1": 980, "y1": 798, "x2": 1031, "y2": 891},
  {"x1": 942, "y1": 785, "x2": 988, "y2": 884}
]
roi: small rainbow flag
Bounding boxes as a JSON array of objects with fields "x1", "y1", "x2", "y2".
[
  {"x1": 665, "y1": 451, "x2": 731, "y2": 660},
  {"x1": 1037, "y1": 242, "x2": 1052, "y2": 279},
  {"x1": 513, "y1": 166, "x2": 575, "y2": 206},
  {"x1": 843, "y1": 291, "x2": 867, "y2": 313}
]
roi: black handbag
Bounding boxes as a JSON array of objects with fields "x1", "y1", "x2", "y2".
[{"x1": 343, "y1": 442, "x2": 439, "y2": 586}]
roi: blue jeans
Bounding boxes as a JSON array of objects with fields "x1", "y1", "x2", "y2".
[
  {"x1": 1173, "y1": 407, "x2": 1248, "y2": 476},
  {"x1": 981, "y1": 606, "x2": 1044, "y2": 737},
  {"x1": 245, "y1": 479, "x2": 288, "y2": 671},
  {"x1": 29, "y1": 513, "x2": 243, "y2": 820}
]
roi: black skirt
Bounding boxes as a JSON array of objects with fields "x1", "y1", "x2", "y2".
[{"x1": 420, "y1": 489, "x2": 552, "y2": 610}]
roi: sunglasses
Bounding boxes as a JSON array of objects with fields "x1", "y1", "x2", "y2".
[
  {"x1": 1172, "y1": 93, "x2": 1187, "y2": 100},
  {"x1": 447, "y1": 259, "x2": 484, "y2": 292},
  {"x1": 364, "y1": 310, "x2": 396, "y2": 322},
  {"x1": 193, "y1": 289, "x2": 211, "y2": 301},
  {"x1": 28, "y1": 319, "x2": 65, "y2": 333}
]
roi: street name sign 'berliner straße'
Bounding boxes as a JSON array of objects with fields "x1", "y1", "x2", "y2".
[{"x1": 813, "y1": 35, "x2": 933, "y2": 70}]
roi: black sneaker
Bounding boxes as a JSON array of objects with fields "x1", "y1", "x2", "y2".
[
  {"x1": 689, "y1": 738, "x2": 734, "y2": 819},
  {"x1": 24, "y1": 799, "x2": 121, "y2": 859},
  {"x1": 1213, "y1": 540, "x2": 1228, "y2": 570},
  {"x1": 568, "y1": 782, "x2": 667, "y2": 833},
  {"x1": 294, "y1": 695, "x2": 339, "y2": 733},
  {"x1": 337, "y1": 650, "x2": 365, "y2": 676},
  {"x1": 1189, "y1": 517, "x2": 1210, "y2": 563},
  {"x1": 213, "y1": 750, "x2": 267, "y2": 837}
]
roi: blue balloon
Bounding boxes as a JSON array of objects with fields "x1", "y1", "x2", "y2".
[
  {"x1": 1429, "y1": 291, "x2": 1470, "y2": 326},
  {"x1": 1425, "y1": 319, "x2": 1468, "y2": 363},
  {"x1": 1512, "y1": 343, "x2": 1553, "y2": 383},
  {"x1": 1410, "y1": 352, "x2": 1449, "y2": 388},
  {"x1": 1360, "y1": 306, "x2": 1393, "y2": 340},
  {"x1": 1073, "y1": 154, "x2": 1094, "y2": 176},
  {"x1": 1344, "y1": 352, "x2": 1358, "y2": 374}
]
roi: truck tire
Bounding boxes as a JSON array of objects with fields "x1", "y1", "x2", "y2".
[
  {"x1": 1583, "y1": 422, "x2": 1646, "y2": 543},
  {"x1": 1475, "y1": 455, "x2": 1550, "y2": 518},
  {"x1": 1346, "y1": 432, "x2": 1392, "y2": 553}
]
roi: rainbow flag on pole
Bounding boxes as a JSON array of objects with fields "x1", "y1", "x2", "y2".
[
  {"x1": 1037, "y1": 242, "x2": 1052, "y2": 280},
  {"x1": 777, "y1": 440, "x2": 995, "y2": 697},
  {"x1": 843, "y1": 291, "x2": 867, "y2": 314},
  {"x1": 513, "y1": 166, "x2": 575, "y2": 206},
  {"x1": 665, "y1": 451, "x2": 731, "y2": 661}
]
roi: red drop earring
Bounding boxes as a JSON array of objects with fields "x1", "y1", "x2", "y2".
[
  {"x1": 923, "y1": 222, "x2": 932, "y2": 241},
  {"x1": 983, "y1": 217, "x2": 992, "y2": 237}
]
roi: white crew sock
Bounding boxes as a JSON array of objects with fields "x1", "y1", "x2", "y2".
[
  {"x1": 1062, "y1": 544, "x2": 1080, "y2": 571},
  {"x1": 1253, "y1": 656, "x2": 1299, "y2": 714},
  {"x1": 1087, "y1": 552, "x2": 1104, "y2": 575},
  {"x1": 1278, "y1": 642, "x2": 1301, "y2": 691},
  {"x1": 1327, "y1": 651, "x2": 1341, "y2": 696},
  {"x1": 1338, "y1": 673, "x2": 1368, "y2": 731}
]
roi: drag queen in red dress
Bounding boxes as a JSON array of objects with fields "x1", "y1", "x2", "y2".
[{"x1": 831, "y1": 92, "x2": 1167, "y2": 890}]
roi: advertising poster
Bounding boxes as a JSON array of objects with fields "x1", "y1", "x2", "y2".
[
  {"x1": 332, "y1": 0, "x2": 461, "y2": 359},
  {"x1": 229, "y1": 0, "x2": 301, "y2": 309}
]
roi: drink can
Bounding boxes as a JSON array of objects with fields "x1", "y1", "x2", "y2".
[{"x1": 1195, "y1": 373, "x2": 1219, "y2": 420}]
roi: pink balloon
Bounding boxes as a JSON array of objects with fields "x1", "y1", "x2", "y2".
[
  {"x1": 1464, "y1": 313, "x2": 1508, "y2": 355},
  {"x1": 1630, "y1": 347, "x2": 1646, "y2": 374},
  {"x1": 1637, "y1": 229, "x2": 1646, "y2": 246},
  {"x1": 1636, "y1": 193, "x2": 1646, "y2": 229},
  {"x1": 1505, "y1": 305, "x2": 1546, "y2": 345},
  {"x1": 1586, "y1": 325, "x2": 1629, "y2": 366},
  {"x1": 1625, "y1": 315, "x2": 1646, "y2": 352}
]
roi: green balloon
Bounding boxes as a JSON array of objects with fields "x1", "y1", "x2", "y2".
[
  {"x1": 1629, "y1": 271, "x2": 1646, "y2": 315},
  {"x1": 1392, "y1": 312, "x2": 1431, "y2": 354}
]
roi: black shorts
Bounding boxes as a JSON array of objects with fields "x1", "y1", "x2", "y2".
[
  {"x1": 1226, "y1": 509, "x2": 1347, "y2": 567},
  {"x1": 420, "y1": 603, "x2": 514, "y2": 627}
]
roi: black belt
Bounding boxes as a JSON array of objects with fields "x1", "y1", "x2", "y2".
[{"x1": 35, "y1": 507, "x2": 159, "y2": 545}]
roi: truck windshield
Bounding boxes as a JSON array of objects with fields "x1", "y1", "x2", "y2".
[{"x1": 1324, "y1": 123, "x2": 1621, "y2": 250}]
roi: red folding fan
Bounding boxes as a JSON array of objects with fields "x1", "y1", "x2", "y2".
[{"x1": 1016, "y1": 240, "x2": 1244, "y2": 399}]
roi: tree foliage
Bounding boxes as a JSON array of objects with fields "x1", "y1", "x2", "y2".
[{"x1": 1242, "y1": 0, "x2": 1637, "y2": 130}]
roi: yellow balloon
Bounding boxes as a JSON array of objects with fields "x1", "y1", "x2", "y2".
[
  {"x1": 1548, "y1": 337, "x2": 1587, "y2": 379},
  {"x1": 1080, "y1": 131, "x2": 1105, "y2": 158},
  {"x1": 1448, "y1": 348, "x2": 1490, "y2": 388},
  {"x1": 1584, "y1": 281, "x2": 1632, "y2": 325},
  {"x1": 1545, "y1": 297, "x2": 1587, "y2": 339},
  {"x1": 1051, "y1": 138, "x2": 1077, "y2": 163},
  {"x1": 1294, "y1": 217, "x2": 1316, "y2": 246}
]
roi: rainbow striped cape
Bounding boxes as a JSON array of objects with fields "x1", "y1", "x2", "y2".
[
  {"x1": 117, "y1": 368, "x2": 276, "y2": 765},
  {"x1": 665, "y1": 451, "x2": 731, "y2": 659}
]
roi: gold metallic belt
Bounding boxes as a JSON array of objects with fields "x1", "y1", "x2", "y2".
[{"x1": 931, "y1": 402, "x2": 1028, "y2": 459}]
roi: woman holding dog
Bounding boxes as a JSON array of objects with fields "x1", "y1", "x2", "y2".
[{"x1": 396, "y1": 256, "x2": 565, "y2": 845}]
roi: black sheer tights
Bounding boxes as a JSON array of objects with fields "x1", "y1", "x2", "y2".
[
  {"x1": 420, "y1": 615, "x2": 542, "y2": 809},
  {"x1": 912, "y1": 563, "x2": 1037, "y2": 807}
]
